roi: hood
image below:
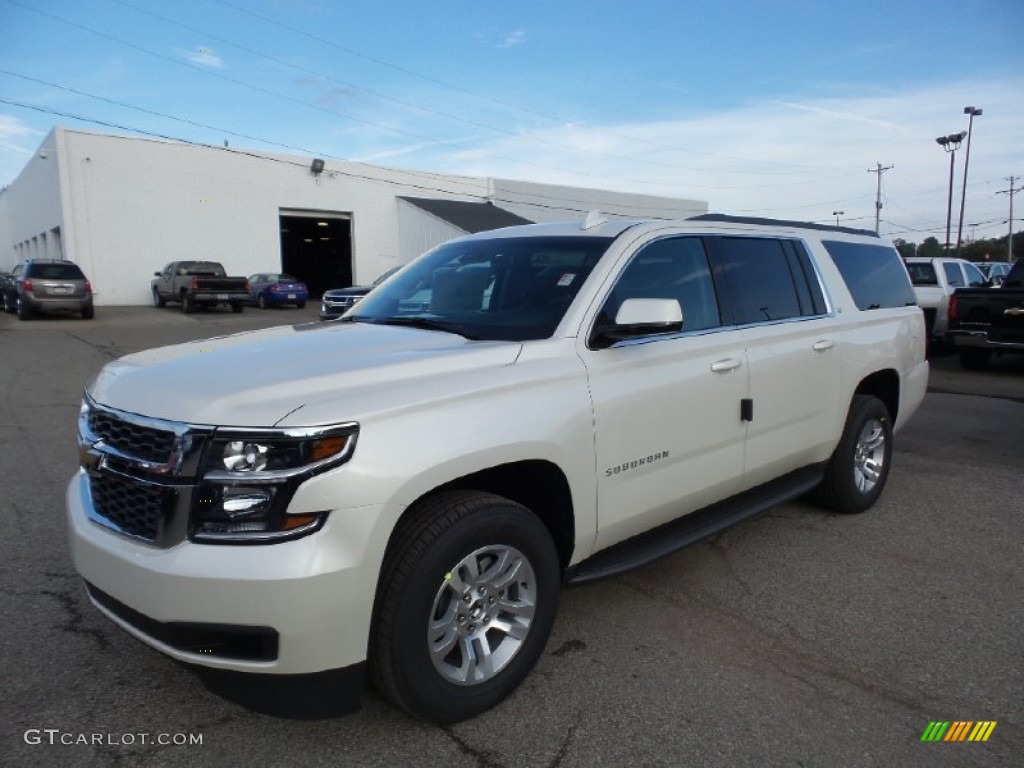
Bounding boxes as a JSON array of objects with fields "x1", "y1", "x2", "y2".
[
  {"x1": 323, "y1": 286, "x2": 372, "y2": 298},
  {"x1": 87, "y1": 321, "x2": 522, "y2": 426}
]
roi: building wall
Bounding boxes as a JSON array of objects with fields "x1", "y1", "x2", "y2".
[
  {"x1": 2, "y1": 127, "x2": 709, "y2": 304},
  {"x1": 395, "y1": 199, "x2": 468, "y2": 264},
  {"x1": 1, "y1": 128, "x2": 65, "y2": 270}
]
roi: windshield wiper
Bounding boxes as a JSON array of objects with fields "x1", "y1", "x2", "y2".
[{"x1": 372, "y1": 316, "x2": 480, "y2": 339}]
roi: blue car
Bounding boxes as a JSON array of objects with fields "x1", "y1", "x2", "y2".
[{"x1": 247, "y1": 273, "x2": 309, "y2": 308}]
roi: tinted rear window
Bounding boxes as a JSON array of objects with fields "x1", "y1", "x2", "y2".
[
  {"x1": 823, "y1": 241, "x2": 917, "y2": 310},
  {"x1": 904, "y1": 261, "x2": 937, "y2": 286},
  {"x1": 26, "y1": 263, "x2": 85, "y2": 279}
]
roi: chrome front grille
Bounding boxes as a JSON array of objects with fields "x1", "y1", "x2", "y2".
[
  {"x1": 79, "y1": 397, "x2": 211, "y2": 547},
  {"x1": 88, "y1": 408, "x2": 177, "y2": 464}
]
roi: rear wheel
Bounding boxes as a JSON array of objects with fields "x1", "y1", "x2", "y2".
[
  {"x1": 182, "y1": 292, "x2": 195, "y2": 314},
  {"x1": 371, "y1": 491, "x2": 559, "y2": 723},
  {"x1": 81, "y1": 305, "x2": 94, "y2": 319},
  {"x1": 813, "y1": 395, "x2": 893, "y2": 514},
  {"x1": 958, "y1": 348, "x2": 991, "y2": 370},
  {"x1": 231, "y1": 302, "x2": 244, "y2": 314},
  {"x1": 16, "y1": 295, "x2": 32, "y2": 320},
  {"x1": 296, "y1": 300, "x2": 306, "y2": 309}
]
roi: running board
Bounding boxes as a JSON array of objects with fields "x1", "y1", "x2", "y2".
[{"x1": 566, "y1": 465, "x2": 825, "y2": 585}]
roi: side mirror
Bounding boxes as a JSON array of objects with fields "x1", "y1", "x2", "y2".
[{"x1": 592, "y1": 298, "x2": 683, "y2": 348}]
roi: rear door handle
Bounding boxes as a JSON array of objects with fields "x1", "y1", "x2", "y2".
[
  {"x1": 813, "y1": 340, "x2": 835, "y2": 352},
  {"x1": 710, "y1": 358, "x2": 742, "y2": 373}
]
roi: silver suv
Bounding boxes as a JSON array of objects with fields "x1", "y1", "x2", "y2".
[{"x1": 2, "y1": 259, "x2": 94, "y2": 320}]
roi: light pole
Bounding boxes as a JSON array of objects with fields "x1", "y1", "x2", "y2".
[
  {"x1": 936, "y1": 131, "x2": 966, "y2": 250},
  {"x1": 832, "y1": 210, "x2": 844, "y2": 228},
  {"x1": 956, "y1": 106, "x2": 982, "y2": 256}
]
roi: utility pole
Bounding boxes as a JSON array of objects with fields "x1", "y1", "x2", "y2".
[
  {"x1": 868, "y1": 163, "x2": 894, "y2": 234},
  {"x1": 996, "y1": 175, "x2": 1023, "y2": 263}
]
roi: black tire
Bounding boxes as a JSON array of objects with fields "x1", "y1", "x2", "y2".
[
  {"x1": 16, "y1": 295, "x2": 32, "y2": 321},
  {"x1": 81, "y1": 305, "x2": 94, "y2": 319},
  {"x1": 152, "y1": 288, "x2": 166, "y2": 308},
  {"x1": 231, "y1": 302, "x2": 244, "y2": 314},
  {"x1": 296, "y1": 300, "x2": 306, "y2": 309},
  {"x1": 257, "y1": 293, "x2": 267, "y2": 309},
  {"x1": 812, "y1": 395, "x2": 893, "y2": 514},
  {"x1": 182, "y1": 292, "x2": 195, "y2": 314},
  {"x1": 958, "y1": 348, "x2": 991, "y2": 370},
  {"x1": 371, "y1": 491, "x2": 560, "y2": 723}
]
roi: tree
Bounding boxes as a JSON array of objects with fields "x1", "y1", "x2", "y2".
[
  {"x1": 917, "y1": 237, "x2": 944, "y2": 259},
  {"x1": 892, "y1": 238, "x2": 917, "y2": 259}
]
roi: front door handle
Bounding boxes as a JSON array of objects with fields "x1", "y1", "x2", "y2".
[
  {"x1": 813, "y1": 340, "x2": 835, "y2": 352},
  {"x1": 710, "y1": 358, "x2": 742, "y2": 373}
]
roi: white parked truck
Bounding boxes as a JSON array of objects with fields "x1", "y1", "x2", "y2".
[{"x1": 69, "y1": 214, "x2": 928, "y2": 722}]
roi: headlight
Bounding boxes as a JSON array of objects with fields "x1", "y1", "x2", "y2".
[{"x1": 191, "y1": 424, "x2": 357, "y2": 544}]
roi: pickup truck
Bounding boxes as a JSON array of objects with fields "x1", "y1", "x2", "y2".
[
  {"x1": 69, "y1": 214, "x2": 928, "y2": 723},
  {"x1": 948, "y1": 258, "x2": 1024, "y2": 369},
  {"x1": 902, "y1": 256, "x2": 988, "y2": 342},
  {"x1": 151, "y1": 261, "x2": 249, "y2": 313}
]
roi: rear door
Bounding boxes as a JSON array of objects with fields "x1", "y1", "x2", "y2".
[{"x1": 707, "y1": 236, "x2": 841, "y2": 485}]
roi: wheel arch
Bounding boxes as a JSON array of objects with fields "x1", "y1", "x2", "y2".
[
  {"x1": 388, "y1": 460, "x2": 576, "y2": 572},
  {"x1": 853, "y1": 368, "x2": 900, "y2": 422}
]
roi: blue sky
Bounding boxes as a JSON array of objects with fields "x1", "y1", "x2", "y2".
[{"x1": 1, "y1": 0, "x2": 1022, "y2": 245}]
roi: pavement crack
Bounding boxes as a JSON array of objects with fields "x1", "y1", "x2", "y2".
[
  {"x1": 63, "y1": 330, "x2": 125, "y2": 361},
  {"x1": 546, "y1": 714, "x2": 580, "y2": 768},
  {"x1": 40, "y1": 586, "x2": 111, "y2": 651},
  {"x1": 442, "y1": 726, "x2": 508, "y2": 768}
]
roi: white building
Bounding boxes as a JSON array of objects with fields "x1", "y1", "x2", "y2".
[{"x1": 0, "y1": 127, "x2": 707, "y2": 305}]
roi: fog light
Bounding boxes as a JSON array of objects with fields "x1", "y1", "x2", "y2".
[{"x1": 222, "y1": 487, "x2": 274, "y2": 519}]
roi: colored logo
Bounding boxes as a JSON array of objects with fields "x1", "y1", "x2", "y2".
[{"x1": 921, "y1": 721, "x2": 996, "y2": 742}]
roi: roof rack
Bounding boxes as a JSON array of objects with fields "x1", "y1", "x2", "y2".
[{"x1": 688, "y1": 213, "x2": 879, "y2": 239}]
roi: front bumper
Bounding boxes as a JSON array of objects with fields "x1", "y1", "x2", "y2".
[{"x1": 67, "y1": 470, "x2": 387, "y2": 677}]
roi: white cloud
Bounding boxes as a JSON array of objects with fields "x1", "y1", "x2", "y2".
[
  {"x1": 0, "y1": 114, "x2": 43, "y2": 156},
  {"x1": 183, "y1": 48, "x2": 225, "y2": 69},
  {"x1": 408, "y1": 77, "x2": 1024, "y2": 242},
  {"x1": 497, "y1": 30, "x2": 526, "y2": 49}
]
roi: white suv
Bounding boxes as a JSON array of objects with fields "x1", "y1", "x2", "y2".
[{"x1": 68, "y1": 214, "x2": 928, "y2": 722}]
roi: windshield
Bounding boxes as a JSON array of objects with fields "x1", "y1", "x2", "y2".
[{"x1": 348, "y1": 235, "x2": 613, "y2": 341}]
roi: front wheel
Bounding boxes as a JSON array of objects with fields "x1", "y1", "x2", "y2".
[
  {"x1": 371, "y1": 491, "x2": 559, "y2": 723},
  {"x1": 813, "y1": 395, "x2": 893, "y2": 514},
  {"x1": 152, "y1": 289, "x2": 166, "y2": 308},
  {"x1": 257, "y1": 293, "x2": 267, "y2": 309}
]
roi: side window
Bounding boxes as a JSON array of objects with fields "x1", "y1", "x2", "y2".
[
  {"x1": 822, "y1": 240, "x2": 917, "y2": 310},
  {"x1": 964, "y1": 263, "x2": 986, "y2": 287},
  {"x1": 598, "y1": 237, "x2": 721, "y2": 333},
  {"x1": 943, "y1": 262, "x2": 965, "y2": 287},
  {"x1": 715, "y1": 237, "x2": 802, "y2": 324}
]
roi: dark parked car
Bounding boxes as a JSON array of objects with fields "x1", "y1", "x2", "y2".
[
  {"x1": 2, "y1": 259, "x2": 94, "y2": 320},
  {"x1": 320, "y1": 267, "x2": 400, "y2": 320},
  {"x1": 247, "y1": 273, "x2": 309, "y2": 308},
  {"x1": 974, "y1": 261, "x2": 1012, "y2": 286}
]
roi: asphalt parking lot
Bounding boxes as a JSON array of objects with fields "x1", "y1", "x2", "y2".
[{"x1": 1, "y1": 306, "x2": 1021, "y2": 768}]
